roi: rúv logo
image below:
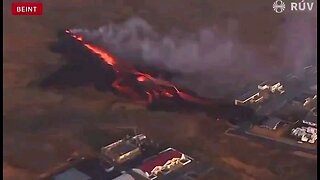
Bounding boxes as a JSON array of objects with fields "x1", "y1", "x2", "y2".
[
  {"x1": 273, "y1": 0, "x2": 286, "y2": 13},
  {"x1": 273, "y1": 0, "x2": 315, "y2": 14}
]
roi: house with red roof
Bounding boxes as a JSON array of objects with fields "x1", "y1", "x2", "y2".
[{"x1": 132, "y1": 148, "x2": 193, "y2": 179}]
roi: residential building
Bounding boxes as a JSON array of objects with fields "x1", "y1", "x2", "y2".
[
  {"x1": 291, "y1": 126, "x2": 317, "y2": 144},
  {"x1": 302, "y1": 110, "x2": 317, "y2": 127},
  {"x1": 235, "y1": 90, "x2": 263, "y2": 106},
  {"x1": 100, "y1": 134, "x2": 147, "y2": 165},
  {"x1": 292, "y1": 93, "x2": 317, "y2": 111},
  {"x1": 112, "y1": 173, "x2": 136, "y2": 180},
  {"x1": 132, "y1": 148, "x2": 193, "y2": 180},
  {"x1": 258, "y1": 81, "x2": 285, "y2": 94},
  {"x1": 259, "y1": 116, "x2": 283, "y2": 130},
  {"x1": 51, "y1": 158, "x2": 122, "y2": 180},
  {"x1": 235, "y1": 81, "x2": 285, "y2": 106}
]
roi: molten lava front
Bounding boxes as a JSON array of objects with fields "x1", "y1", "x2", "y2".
[{"x1": 65, "y1": 29, "x2": 212, "y2": 106}]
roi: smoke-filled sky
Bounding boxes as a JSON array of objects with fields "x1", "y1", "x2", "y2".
[
  {"x1": 71, "y1": 13, "x2": 316, "y2": 98},
  {"x1": 281, "y1": 12, "x2": 317, "y2": 74}
]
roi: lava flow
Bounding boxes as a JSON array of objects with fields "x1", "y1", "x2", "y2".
[{"x1": 65, "y1": 29, "x2": 213, "y2": 106}]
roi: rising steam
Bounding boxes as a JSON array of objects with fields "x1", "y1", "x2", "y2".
[{"x1": 71, "y1": 15, "x2": 316, "y2": 98}]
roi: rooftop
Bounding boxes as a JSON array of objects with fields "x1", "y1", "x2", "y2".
[
  {"x1": 311, "y1": 108, "x2": 317, "y2": 116},
  {"x1": 137, "y1": 148, "x2": 191, "y2": 175},
  {"x1": 112, "y1": 173, "x2": 135, "y2": 180},
  {"x1": 51, "y1": 158, "x2": 122, "y2": 180},
  {"x1": 304, "y1": 111, "x2": 317, "y2": 124},
  {"x1": 109, "y1": 142, "x2": 137, "y2": 156},
  {"x1": 236, "y1": 89, "x2": 260, "y2": 101},
  {"x1": 74, "y1": 158, "x2": 121, "y2": 179},
  {"x1": 259, "y1": 116, "x2": 283, "y2": 130},
  {"x1": 101, "y1": 134, "x2": 146, "y2": 160},
  {"x1": 293, "y1": 93, "x2": 315, "y2": 104},
  {"x1": 258, "y1": 80, "x2": 280, "y2": 87},
  {"x1": 53, "y1": 168, "x2": 91, "y2": 180},
  {"x1": 138, "y1": 148, "x2": 184, "y2": 175}
]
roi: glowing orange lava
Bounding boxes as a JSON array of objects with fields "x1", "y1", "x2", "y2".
[
  {"x1": 137, "y1": 76, "x2": 146, "y2": 82},
  {"x1": 83, "y1": 43, "x2": 117, "y2": 66},
  {"x1": 65, "y1": 29, "x2": 212, "y2": 105}
]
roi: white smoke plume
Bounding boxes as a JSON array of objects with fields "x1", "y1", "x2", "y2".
[
  {"x1": 281, "y1": 12, "x2": 317, "y2": 75},
  {"x1": 71, "y1": 15, "x2": 316, "y2": 98}
]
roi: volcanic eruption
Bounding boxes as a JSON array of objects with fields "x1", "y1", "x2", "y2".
[{"x1": 65, "y1": 29, "x2": 213, "y2": 106}]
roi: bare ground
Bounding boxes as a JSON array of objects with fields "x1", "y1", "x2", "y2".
[{"x1": 4, "y1": 0, "x2": 317, "y2": 180}]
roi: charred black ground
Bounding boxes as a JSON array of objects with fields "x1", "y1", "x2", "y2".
[{"x1": 41, "y1": 30, "x2": 256, "y2": 124}]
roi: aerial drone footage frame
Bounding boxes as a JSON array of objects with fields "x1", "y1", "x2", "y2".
[{"x1": 3, "y1": 0, "x2": 317, "y2": 180}]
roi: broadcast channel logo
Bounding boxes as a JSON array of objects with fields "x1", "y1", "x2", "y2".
[
  {"x1": 11, "y1": 2, "x2": 42, "y2": 15},
  {"x1": 273, "y1": 0, "x2": 286, "y2": 13}
]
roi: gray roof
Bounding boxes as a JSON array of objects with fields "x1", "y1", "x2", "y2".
[
  {"x1": 112, "y1": 174, "x2": 135, "y2": 180},
  {"x1": 293, "y1": 93, "x2": 314, "y2": 104},
  {"x1": 53, "y1": 168, "x2": 91, "y2": 180},
  {"x1": 102, "y1": 140, "x2": 138, "y2": 158},
  {"x1": 260, "y1": 116, "x2": 283, "y2": 129},
  {"x1": 236, "y1": 89, "x2": 259, "y2": 101},
  {"x1": 304, "y1": 111, "x2": 317, "y2": 123},
  {"x1": 112, "y1": 142, "x2": 137, "y2": 156},
  {"x1": 311, "y1": 108, "x2": 317, "y2": 116},
  {"x1": 50, "y1": 158, "x2": 122, "y2": 180},
  {"x1": 259, "y1": 80, "x2": 280, "y2": 87}
]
